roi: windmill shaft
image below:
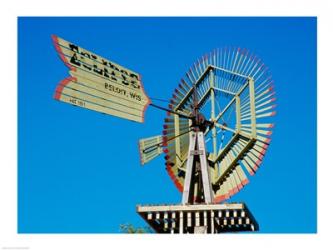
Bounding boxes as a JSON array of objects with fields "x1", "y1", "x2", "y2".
[
  {"x1": 143, "y1": 129, "x2": 191, "y2": 154},
  {"x1": 149, "y1": 103, "x2": 192, "y2": 120}
]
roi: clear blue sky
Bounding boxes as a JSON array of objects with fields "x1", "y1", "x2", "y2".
[{"x1": 18, "y1": 17, "x2": 316, "y2": 233}]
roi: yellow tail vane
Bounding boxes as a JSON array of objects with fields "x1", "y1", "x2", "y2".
[{"x1": 52, "y1": 35, "x2": 151, "y2": 123}]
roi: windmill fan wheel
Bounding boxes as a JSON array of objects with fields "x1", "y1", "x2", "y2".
[{"x1": 162, "y1": 47, "x2": 276, "y2": 203}]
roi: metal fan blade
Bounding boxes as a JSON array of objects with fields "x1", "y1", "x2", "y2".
[
  {"x1": 235, "y1": 165, "x2": 249, "y2": 187},
  {"x1": 241, "y1": 123, "x2": 274, "y2": 129}
]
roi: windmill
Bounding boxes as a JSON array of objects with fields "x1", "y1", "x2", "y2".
[{"x1": 52, "y1": 36, "x2": 276, "y2": 233}]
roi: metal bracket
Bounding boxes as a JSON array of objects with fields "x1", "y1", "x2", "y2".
[{"x1": 190, "y1": 150, "x2": 204, "y2": 156}]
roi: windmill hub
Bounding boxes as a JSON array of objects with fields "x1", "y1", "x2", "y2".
[{"x1": 190, "y1": 112, "x2": 209, "y2": 132}]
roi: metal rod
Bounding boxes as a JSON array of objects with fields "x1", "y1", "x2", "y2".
[
  {"x1": 213, "y1": 87, "x2": 237, "y2": 96},
  {"x1": 142, "y1": 129, "x2": 192, "y2": 154},
  {"x1": 149, "y1": 97, "x2": 172, "y2": 103},
  {"x1": 149, "y1": 103, "x2": 192, "y2": 120}
]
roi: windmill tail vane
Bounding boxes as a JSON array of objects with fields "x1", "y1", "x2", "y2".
[
  {"x1": 52, "y1": 34, "x2": 195, "y2": 125},
  {"x1": 51, "y1": 35, "x2": 152, "y2": 123}
]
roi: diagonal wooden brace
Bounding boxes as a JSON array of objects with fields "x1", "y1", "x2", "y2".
[{"x1": 182, "y1": 131, "x2": 213, "y2": 204}]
